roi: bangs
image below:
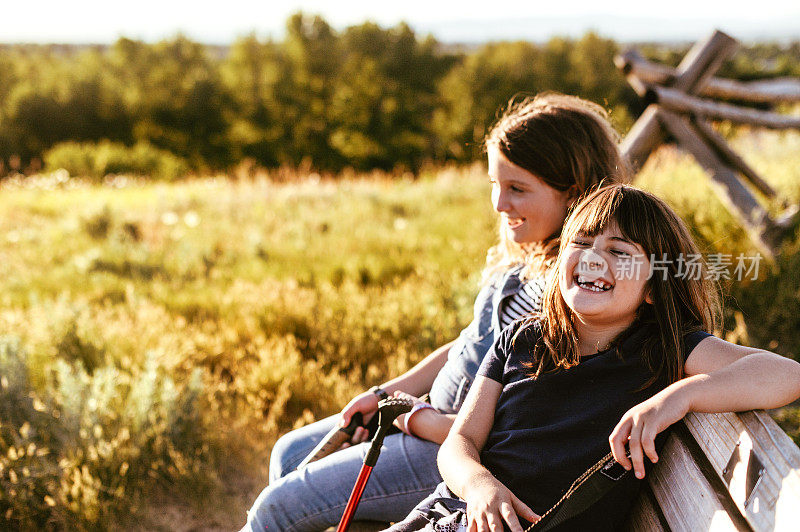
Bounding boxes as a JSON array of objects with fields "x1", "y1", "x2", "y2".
[
  {"x1": 535, "y1": 183, "x2": 720, "y2": 387},
  {"x1": 562, "y1": 186, "x2": 658, "y2": 256}
]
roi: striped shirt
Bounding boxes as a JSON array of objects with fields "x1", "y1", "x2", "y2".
[{"x1": 499, "y1": 275, "x2": 547, "y2": 329}]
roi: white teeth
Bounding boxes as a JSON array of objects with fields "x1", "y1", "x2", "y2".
[
  {"x1": 593, "y1": 280, "x2": 610, "y2": 290},
  {"x1": 575, "y1": 275, "x2": 612, "y2": 292}
]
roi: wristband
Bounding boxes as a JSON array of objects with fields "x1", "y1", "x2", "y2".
[
  {"x1": 369, "y1": 386, "x2": 389, "y2": 400},
  {"x1": 402, "y1": 403, "x2": 435, "y2": 436}
]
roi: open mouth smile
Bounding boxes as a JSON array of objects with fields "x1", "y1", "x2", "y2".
[
  {"x1": 505, "y1": 217, "x2": 525, "y2": 229},
  {"x1": 574, "y1": 274, "x2": 613, "y2": 292}
]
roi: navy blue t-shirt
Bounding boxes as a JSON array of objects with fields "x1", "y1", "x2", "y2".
[{"x1": 476, "y1": 319, "x2": 711, "y2": 525}]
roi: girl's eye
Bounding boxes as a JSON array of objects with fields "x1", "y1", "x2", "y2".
[
  {"x1": 611, "y1": 249, "x2": 631, "y2": 257},
  {"x1": 572, "y1": 240, "x2": 591, "y2": 247},
  {"x1": 510, "y1": 185, "x2": 525, "y2": 193}
]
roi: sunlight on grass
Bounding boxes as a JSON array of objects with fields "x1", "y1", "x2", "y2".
[{"x1": 1, "y1": 131, "x2": 799, "y2": 528}]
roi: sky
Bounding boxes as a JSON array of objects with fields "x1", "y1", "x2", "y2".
[{"x1": 4, "y1": 0, "x2": 800, "y2": 44}]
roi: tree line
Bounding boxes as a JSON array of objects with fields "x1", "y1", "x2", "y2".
[{"x1": 1, "y1": 13, "x2": 798, "y2": 176}]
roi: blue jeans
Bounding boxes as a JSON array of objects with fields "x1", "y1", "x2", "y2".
[{"x1": 244, "y1": 414, "x2": 442, "y2": 531}]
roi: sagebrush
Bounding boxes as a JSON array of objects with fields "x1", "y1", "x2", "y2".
[{"x1": 1, "y1": 131, "x2": 799, "y2": 528}]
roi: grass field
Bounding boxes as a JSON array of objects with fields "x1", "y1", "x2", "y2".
[{"x1": 1, "y1": 130, "x2": 800, "y2": 530}]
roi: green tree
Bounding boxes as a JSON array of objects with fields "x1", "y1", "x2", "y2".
[
  {"x1": 1, "y1": 47, "x2": 130, "y2": 163},
  {"x1": 328, "y1": 22, "x2": 453, "y2": 170},
  {"x1": 433, "y1": 41, "x2": 544, "y2": 160},
  {"x1": 275, "y1": 13, "x2": 343, "y2": 169},
  {"x1": 106, "y1": 36, "x2": 234, "y2": 169},
  {"x1": 221, "y1": 34, "x2": 284, "y2": 166}
]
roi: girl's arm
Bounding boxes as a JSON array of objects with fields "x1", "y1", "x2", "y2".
[
  {"x1": 338, "y1": 341, "x2": 454, "y2": 442},
  {"x1": 390, "y1": 391, "x2": 457, "y2": 444},
  {"x1": 402, "y1": 409, "x2": 457, "y2": 444},
  {"x1": 438, "y1": 376, "x2": 539, "y2": 532},
  {"x1": 610, "y1": 336, "x2": 800, "y2": 478}
]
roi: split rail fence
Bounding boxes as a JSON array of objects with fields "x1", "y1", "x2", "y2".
[{"x1": 616, "y1": 30, "x2": 800, "y2": 256}]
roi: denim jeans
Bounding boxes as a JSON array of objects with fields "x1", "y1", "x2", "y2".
[
  {"x1": 243, "y1": 414, "x2": 442, "y2": 531},
  {"x1": 244, "y1": 266, "x2": 535, "y2": 530}
]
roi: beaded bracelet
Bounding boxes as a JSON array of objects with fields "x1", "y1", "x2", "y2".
[{"x1": 402, "y1": 402, "x2": 436, "y2": 436}]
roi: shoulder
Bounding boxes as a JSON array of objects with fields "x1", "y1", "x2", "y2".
[
  {"x1": 623, "y1": 324, "x2": 710, "y2": 356},
  {"x1": 683, "y1": 329, "x2": 713, "y2": 356},
  {"x1": 477, "y1": 264, "x2": 520, "y2": 298},
  {"x1": 500, "y1": 317, "x2": 543, "y2": 352},
  {"x1": 501, "y1": 263, "x2": 527, "y2": 286},
  {"x1": 479, "y1": 318, "x2": 542, "y2": 381},
  {"x1": 483, "y1": 261, "x2": 524, "y2": 281},
  {"x1": 480, "y1": 263, "x2": 531, "y2": 301}
]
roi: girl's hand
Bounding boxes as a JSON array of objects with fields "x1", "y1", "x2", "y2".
[
  {"x1": 338, "y1": 391, "x2": 379, "y2": 447},
  {"x1": 462, "y1": 471, "x2": 539, "y2": 532},
  {"x1": 609, "y1": 388, "x2": 690, "y2": 479},
  {"x1": 391, "y1": 391, "x2": 426, "y2": 435}
]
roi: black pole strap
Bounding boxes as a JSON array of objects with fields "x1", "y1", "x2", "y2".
[{"x1": 529, "y1": 452, "x2": 632, "y2": 531}]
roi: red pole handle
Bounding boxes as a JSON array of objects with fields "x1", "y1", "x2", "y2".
[{"x1": 336, "y1": 464, "x2": 374, "y2": 532}]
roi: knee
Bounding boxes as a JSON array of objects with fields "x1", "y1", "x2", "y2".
[
  {"x1": 246, "y1": 474, "x2": 336, "y2": 532},
  {"x1": 268, "y1": 416, "x2": 338, "y2": 482},
  {"x1": 245, "y1": 485, "x2": 278, "y2": 531},
  {"x1": 268, "y1": 431, "x2": 302, "y2": 481}
]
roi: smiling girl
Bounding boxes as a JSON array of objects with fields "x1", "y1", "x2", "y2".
[
  {"x1": 243, "y1": 94, "x2": 629, "y2": 531},
  {"x1": 389, "y1": 184, "x2": 800, "y2": 532}
]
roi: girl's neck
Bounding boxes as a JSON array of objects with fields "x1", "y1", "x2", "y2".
[{"x1": 573, "y1": 318, "x2": 636, "y2": 356}]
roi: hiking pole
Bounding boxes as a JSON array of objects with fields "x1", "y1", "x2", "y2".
[
  {"x1": 336, "y1": 396, "x2": 413, "y2": 532},
  {"x1": 296, "y1": 412, "x2": 364, "y2": 470}
]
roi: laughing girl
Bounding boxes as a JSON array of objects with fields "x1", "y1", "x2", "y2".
[
  {"x1": 390, "y1": 184, "x2": 800, "y2": 531},
  {"x1": 244, "y1": 94, "x2": 627, "y2": 531}
]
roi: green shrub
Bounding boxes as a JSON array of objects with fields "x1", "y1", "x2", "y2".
[
  {"x1": 0, "y1": 337, "x2": 210, "y2": 529},
  {"x1": 0, "y1": 338, "x2": 66, "y2": 529},
  {"x1": 3, "y1": 143, "x2": 800, "y2": 527},
  {"x1": 43, "y1": 141, "x2": 189, "y2": 181}
]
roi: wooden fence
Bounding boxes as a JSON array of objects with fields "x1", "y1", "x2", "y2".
[{"x1": 616, "y1": 30, "x2": 800, "y2": 256}]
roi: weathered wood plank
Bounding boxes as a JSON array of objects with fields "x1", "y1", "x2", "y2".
[
  {"x1": 620, "y1": 30, "x2": 737, "y2": 174},
  {"x1": 621, "y1": 106, "x2": 664, "y2": 175},
  {"x1": 624, "y1": 484, "x2": 668, "y2": 532},
  {"x1": 656, "y1": 109, "x2": 779, "y2": 256},
  {"x1": 670, "y1": 30, "x2": 738, "y2": 95},
  {"x1": 615, "y1": 49, "x2": 800, "y2": 104},
  {"x1": 647, "y1": 86, "x2": 800, "y2": 130},
  {"x1": 691, "y1": 119, "x2": 777, "y2": 199},
  {"x1": 684, "y1": 411, "x2": 800, "y2": 532},
  {"x1": 647, "y1": 432, "x2": 744, "y2": 531}
]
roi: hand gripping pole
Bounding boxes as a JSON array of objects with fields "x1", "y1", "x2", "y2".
[{"x1": 336, "y1": 397, "x2": 413, "y2": 532}]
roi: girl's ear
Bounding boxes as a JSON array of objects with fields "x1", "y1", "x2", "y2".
[
  {"x1": 644, "y1": 288, "x2": 654, "y2": 305},
  {"x1": 566, "y1": 185, "x2": 580, "y2": 207}
]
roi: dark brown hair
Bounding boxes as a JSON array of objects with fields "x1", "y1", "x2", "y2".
[
  {"x1": 483, "y1": 93, "x2": 630, "y2": 280},
  {"x1": 527, "y1": 184, "x2": 720, "y2": 387}
]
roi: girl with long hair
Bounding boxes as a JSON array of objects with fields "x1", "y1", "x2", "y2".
[
  {"x1": 390, "y1": 184, "x2": 800, "y2": 531},
  {"x1": 243, "y1": 93, "x2": 629, "y2": 531}
]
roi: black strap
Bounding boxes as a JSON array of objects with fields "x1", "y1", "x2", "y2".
[{"x1": 529, "y1": 452, "x2": 631, "y2": 531}]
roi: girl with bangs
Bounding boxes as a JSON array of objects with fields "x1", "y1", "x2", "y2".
[
  {"x1": 388, "y1": 184, "x2": 800, "y2": 532},
  {"x1": 244, "y1": 94, "x2": 628, "y2": 531}
]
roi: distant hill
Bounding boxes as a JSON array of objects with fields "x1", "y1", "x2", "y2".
[
  {"x1": 409, "y1": 15, "x2": 800, "y2": 45},
  {"x1": 2, "y1": 14, "x2": 800, "y2": 47}
]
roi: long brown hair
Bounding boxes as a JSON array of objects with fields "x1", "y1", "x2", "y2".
[
  {"x1": 527, "y1": 185, "x2": 720, "y2": 387},
  {"x1": 483, "y1": 93, "x2": 630, "y2": 281}
]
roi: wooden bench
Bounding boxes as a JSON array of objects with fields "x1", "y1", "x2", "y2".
[
  {"x1": 625, "y1": 410, "x2": 800, "y2": 531},
  {"x1": 341, "y1": 410, "x2": 800, "y2": 531}
]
